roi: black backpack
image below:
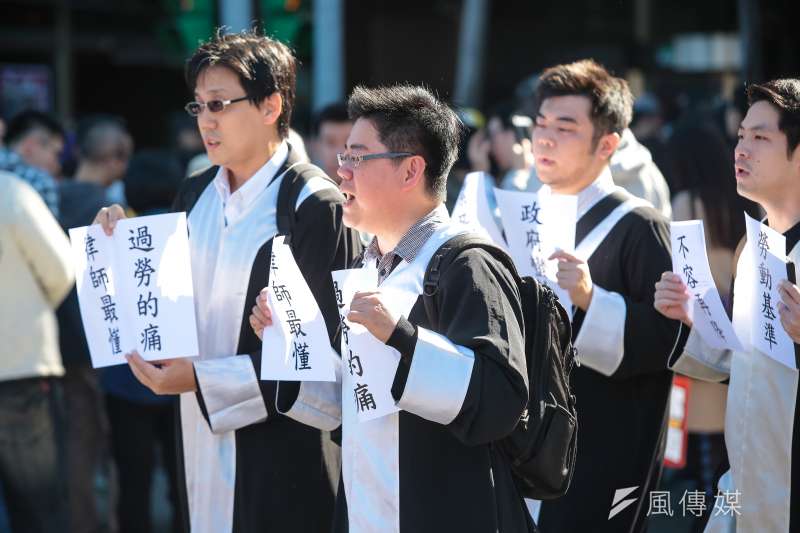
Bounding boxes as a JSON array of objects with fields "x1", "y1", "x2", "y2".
[{"x1": 423, "y1": 233, "x2": 578, "y2": 500}]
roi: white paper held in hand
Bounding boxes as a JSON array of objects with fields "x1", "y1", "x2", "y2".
[
  {"x1": 68, "y1": 212, "x2": 199, "y2": 368},
  {"x1": 670, "y1": 220, "x2": 742, "y2": 351},
  {"x1": 450, "y1": 171, "x2": 507, "y2": 249},
  {"x1": 494, "y1": 187, "x2": 577, "y2": 309},
  {"x1": 260, "y1": 235, "x2": 338, "y2": 381},
  {"x1": 332, "y1": 267, "x2": 419, "y2": 422},
  {"x1": 744, "y1": 214, "x2": 795, "y2": 368}
]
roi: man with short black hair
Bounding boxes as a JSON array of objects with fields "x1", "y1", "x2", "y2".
[
  {"x1": 530, "y1": 60, "x2": 687, "y2": 532},
  {"x1": 655, "y1": 78, "x2": 800, "y2": 532},
  {"x1": 309, "y1": 102, "x2": 352, "y2": 183},
  {"x1": 252, "y1": 84, "x2": 534, "y2": 532},
  {"x1": 0, "y1": 109, "x2": 64, "y2": 217},
  {"x1": 95, "y1": 29, "x2": 361, "y2": 533}
]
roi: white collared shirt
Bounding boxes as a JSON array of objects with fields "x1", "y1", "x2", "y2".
[{"x1": 212, "y1": 141, "x2": 289, "y2": 227}]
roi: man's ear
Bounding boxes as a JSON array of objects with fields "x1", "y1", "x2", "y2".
[
  {"x1": 399, "y1": 155, "x2": 427, "y2": 192},
  {"x1": 260, "y1": 93, "x2": 283, "y2": 127},
  {"x1": 596, "y1": 131, "x2": 621, "y2": 161}
]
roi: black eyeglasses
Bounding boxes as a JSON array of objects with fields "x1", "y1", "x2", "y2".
[
  {"x1": 184, "y1": 96, "x2": 249, "y2": 117},
  {"x1": 336, "y1": 152, "x2": 415, "y2": 169}
]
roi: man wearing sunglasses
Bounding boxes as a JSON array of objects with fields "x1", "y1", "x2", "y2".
[
  {"x1": 94, "y1": 29, "x2": 361, "y2": 533},
  {"x1": 251, "y1": 85, "x2": 535, "y2": 532}
]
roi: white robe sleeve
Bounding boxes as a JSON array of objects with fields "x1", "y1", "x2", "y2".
[
  {"x1": 395, "y1": 327, "x2": 475, "y2": 425},
  {"x1": 193, "y1": 355, "x2": 268, "y2": 434},
  {"x1": 669, "y1": 327, "x2": 731, "y2": 382},
  {"x1": 277, "y1": 357, "x2": 342, "y2": 431},
  {"x1": 574, "y1": 285, "x2": 627, "y2": 376}
]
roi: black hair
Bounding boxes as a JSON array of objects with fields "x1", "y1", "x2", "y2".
[
  {"x1": 311, "y1": 102, "x2": 350, "y2": 137},
  {"x1": 536, "y1": 59, "x2": 633, "y2": 146},
  {"x1": 666, "y1": 121, "x2": 759, "y2": 250},
  {"x1": 347, "y1": 85, "x2": 462, "y2": 200},
  {"x1": 5, "y1": 109, "x2": 64, "y2": 146},
  {"x1": 746, "y1": 79, "x2": 800, "y2": 157},
  {"x1": 186, "y1": 28, "x2": 296, "y2": 139}
]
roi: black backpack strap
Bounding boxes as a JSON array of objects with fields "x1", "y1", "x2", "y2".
[
  {"x1": 423, "y1": 233, "x2": 518, "y2": 331},
  {"x1": 173, "y1": 165, "x2": 218, "y2": 216},
  {"x1": 275, "y1": 162, "x2": 337, "y2": 246}
]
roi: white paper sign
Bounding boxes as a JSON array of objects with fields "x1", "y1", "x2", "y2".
[
  {"x1": 494, "y1": 188, "x2": 577, "y2": 308},
  {"x1": 260, "y1": 235, "x2": 338, "y2": 381},
  {"x1": 332, "y1": 268, "x2": 419, "y2": 422},
  {"x1": 670, "y1": 220, "x2": 742, "y2": 351},
  {"x1": 69, "y1": 213, "x2": 199, "y2": 368},
  {"x1": 451, "y1": 172, "x2": 507, "y2": 249},
  {"x1": 745, "y1": 214, "x2": 795, "y2": 368}
]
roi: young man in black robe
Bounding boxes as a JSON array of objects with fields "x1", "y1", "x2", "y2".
[
  {"x1": 530, "y1": 60, "x2": 688, "y2": 533},
  {"x1": 655, "y1": 79, "x2": 800, "y2": 532},
  {"x1": 94, "y1": 30, "x2": 361, "y2": 533},
  {"x1": 250, "y1": 84, "x2": 535, "y2": 532}
]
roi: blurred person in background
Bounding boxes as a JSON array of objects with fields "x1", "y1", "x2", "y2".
[
  {"x1": 0, "y1": 170, "x2": 74, "y2": 533},
  {"x1": 75, "y1": 115, "x2": 134, "y2": 208},
  {"x1": 661, "y1": 121, "x2": 759, "y2": 532},
  {"x1": 445, "y1": 106, "x2": 484, "y2": 211},
  {"x1": 100, "y1": 149, "x2": 185, "y2": 533},
  {"x1": 468, "y1": 103, "x2": 535, "y2": 191},
  {"x1": 56, "y1": 113, "x2": 133, "y2": 533},
  {"x1": 308, "y1": 102, "x2": 351, "y2": 183},
  {"x1": 0, "y1": 110, "x2": 64, "y2": 217}
]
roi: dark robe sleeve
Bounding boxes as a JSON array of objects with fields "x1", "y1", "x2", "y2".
[
  {"x1": 193, "y1": 186, "x2": 361, "y2": 434},
  {"x1": 575, "y1": 214, "x2": 689, "y2": 380},
  {"x1": 249, "y1": 187, "x2": 360, "y2": 422},
  {"x1": 391, "y1": 247, "x2": 529, "y2": 446}
]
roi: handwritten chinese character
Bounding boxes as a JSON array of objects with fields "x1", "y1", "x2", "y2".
[
  {"x1": 137, "y1": 291, "x2": 159, "y2": 318},
  {"x1": 140, "y1": 324, "x2": 162, "y2": 352},
  {"x1": 521, "y1": 202, "x2": 542, "y2": 224},
  {"x1": 286, "y1": 309, "x2": 307, "y2": 337},
  {"x1": 100, "y1": 295, "x2": 118, "y2": 323},
  {"x1": 333, "y1": 281, "x2": 343, "y2": 306},
  {"x1": 695, "y1": 294, "x2": 712, "y2": 316},
  {"x1": 128, "y1": 226, "x2": 154, "y2": 252},
  {"x1": 762, "y1": 292, "x2": 777, "y2": 320},
  {"x1": 134, "y1": 257, "x2": 155, "y2": 287},
  {"x1": 710, "y1": 321, "x2": 726, "y2": 340},
  {"x1": 340, "y1": 314, "x2": 351, "y2": 344},
  {"x1": 347, "y1": 350, "x2": 363, "y2": 377},
  {"x1": 89, "y1": 266, "x2": 109, "y2": 291},
  {"x1": 272, "y1": 281, "x2": 292, "y2": 306},
  {"x1": 354, "y1": 383, "x2": 377, "y2": 412},
  {"x1": 108, "y1": 327, "x2": 121, "y2": 355},
  {"x1": 757, "y1": 231, "x2": 769, "y2": 260},
  {"x1": 764, "y1": 322, "x2": 778, "y2": 350},
  {"x1": 677, "y1": 235, "x2": 689, "y2": 259},
  {"x1": 270, "y1": 252, "x2": 278, "y2": 279},
  {"x1": 85, "y1": 234, "x2": 98, "y2": 262},
  {"x1": 683, "y1": 265, "x2": 699, "y2": 289},
  {"x1": 759, "y1": 263, "x2": 772, "y2": 290},
  {"x1": 526, "y1": 229, "x2": 541, "y2": 249},
  {"x1": 531, "y1": 255, "x2": 546, "y2": 278},
  {"x1": 292, "y1": 341, "x2": 311, "y2": 371}
]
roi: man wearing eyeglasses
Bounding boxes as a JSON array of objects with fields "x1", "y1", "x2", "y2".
[
  {"x1": 94, "y1": 29, "x2": 361, "y2": 533},
  {"x1": 251, "y1": 85, "x2": 535, "y2": 532}
]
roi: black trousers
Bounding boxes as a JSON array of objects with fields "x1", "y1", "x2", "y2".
[{"x1": 105, "y1": 394, "x2": 182, "y2": 533}]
